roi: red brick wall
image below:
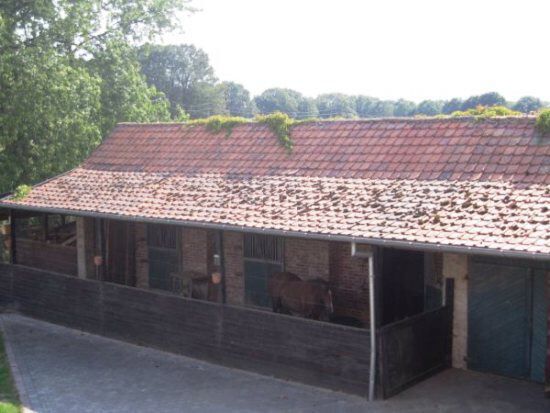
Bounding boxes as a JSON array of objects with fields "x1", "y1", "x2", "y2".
[
  {"x1": 329, "y1": 242, "x2": 370, "y2": 323},
  {"x1": 133, "y1": 228, "x2": 370, "y2": 322},
  {"x1": 284, "y1": 238, "x2": 329, "y2": 280},
  {"x1": 224, "y1": 231, "x2": 244, "y2": 305},
  {"x1": 181, "y1": 227, "x2": 208, "y2": 275}
]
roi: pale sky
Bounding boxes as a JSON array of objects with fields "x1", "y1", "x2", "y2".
[{"x1": 166, "y1": 0, "x2": 550, "y2": 102}]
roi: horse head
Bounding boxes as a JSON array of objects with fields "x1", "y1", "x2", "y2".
[{"x1": 315, "y1": 281, "x2": 334, "y2": 321}]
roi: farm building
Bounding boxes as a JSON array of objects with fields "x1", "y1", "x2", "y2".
[{"x1": 0, "y1": 117, "x2": 548, "y2": 399}]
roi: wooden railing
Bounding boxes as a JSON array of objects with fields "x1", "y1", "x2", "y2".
[{"x1": 377, "y1": 305, "x2": 453, "y2": 398}]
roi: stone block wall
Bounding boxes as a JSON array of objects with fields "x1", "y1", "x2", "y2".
[
  {"x1": 223, "y1": 231, "x2": 244, "y2": 305},
  {"x1": 442, "y1": 252, "x2": 468, "y2": 369}
]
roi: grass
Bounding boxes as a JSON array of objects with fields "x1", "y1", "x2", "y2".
[{"x1": 0, "y1": 334, "x2": 20, "y2": 413}]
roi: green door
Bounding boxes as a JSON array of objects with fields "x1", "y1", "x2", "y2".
[
  {"x1": 147, "y1": 224, "x2": 179, "y2": 292},
  {"x1": 530, "y1": 269, "x2": 547, "y2": 382},
  {"x1": 244, "y1": 260, "x2": 282, "y2": 307},
  {"x1": 469, "y1": 259, "x2": 547, "y2": 382}
]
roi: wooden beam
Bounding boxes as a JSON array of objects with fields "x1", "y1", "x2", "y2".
[
  {"x1": 9, "y1": 210, "x2": 16, "y2": 264},
  {"x1": 218, "y1": 230, "x2": 227, "y2": 304},
  {"x1": 76, "y1": 217, "x2": 86, "y2": 279}
]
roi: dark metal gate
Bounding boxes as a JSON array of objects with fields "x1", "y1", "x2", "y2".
[{"x1": 378, "y1": 304, "x2": 453, "y2": 398}]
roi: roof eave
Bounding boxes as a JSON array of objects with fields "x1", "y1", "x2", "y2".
[{"x1": 1, "y1": 203, "x2": 548, "y2": 262}]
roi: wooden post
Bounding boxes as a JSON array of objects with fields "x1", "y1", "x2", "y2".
[
  {"x1": 218, "y1": 230, "x2": 227, "y2": 304},
  {"x1": 76, "y1": 217, "x2": 87, "y2": 279},
  {"x1": 9, "y1": 210, "x2": 16, "y2": 265}
]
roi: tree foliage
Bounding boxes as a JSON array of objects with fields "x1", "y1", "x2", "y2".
[
  {"x1": 315, "y1": 94, "x2": 357, "y2": 118},
  {"x1": 0, "y1": 0, "x2": 188, "y2": 193},
  {"x1": 137, "y1": 43, "x2": 218, "y2": 118},
  {"x1": 451, "y1": 105, "x2": 521, "y2": 118},
  {"x1": 254, "y1": 88, "x2": 314, "y2": 119},
  {"x1": 220, "y1": 81, "x2": 257, "y2": 117},
  {"x1": 416, "y1": 100, "x2": 444, "y2": 116},
  {"x1": 513, "y1": 96, "x2": 543, "y2": 113},
  {"x1": 461, "y1": 92, "x2": 506, "y2": 111}
]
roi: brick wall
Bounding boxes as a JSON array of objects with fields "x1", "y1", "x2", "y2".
[
  {"x1": 223, "y1": 231, "x2": 244, "y2": 305},
  {"x1": 329, "y1": 242, "x2": 370, "y2": 323},
  {"x1": 181, "y1": 227, "x2": 208, "y2": 275},
  {"x1": 134, "y1": 223, "x2": 149, "y2": 289},
  {"x1": 132, "y1": 228, "x2": 370, "y2": 320},
  {"x1": 442, "y1": 252, "x2": 468, "y2": 369},
  {"x1": 284, "y1": 238, "x2": 329, "y2": 280}
]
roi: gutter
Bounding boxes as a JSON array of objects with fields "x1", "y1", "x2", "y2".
[{"x1": 1, "y1": 203, "x2": 549, "y2": 261}]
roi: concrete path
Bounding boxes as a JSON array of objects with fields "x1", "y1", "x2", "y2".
[{"x1": 1, "y1": 313, "x2": 549, "y2": 413}]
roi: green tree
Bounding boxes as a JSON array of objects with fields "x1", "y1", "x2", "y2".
[
  {"x1": 442, "y1": 98, "x2": 463, "y2": 114},
  {"x1": 254, "y1": 88, "x2": 315, "y2": 119},
  {"x1": 393, "y1": 99, "x2": 416, "y2": 117},
  {"x1": 416, "y1": 100, "x2": 444, "y2": 116},
  {"x1": 0, "y1": 0, "x2": 191, "y2": 193},
  {"x1": 512, "y1": 96, "x2": 543, "y2": 113},
  {"x1": 0, "y1": 50, "x2": 102, "y2": 191},
  {"x1": 461, "y1": 92, "x2": 506, "y2": 110},
  {"x1": 355, "y1": 96, "x2": 378, "y2": 118},
  {"x1": 137, "y1": 43, "x2": 217, "y2": 118},
  {"x1": 91, "y1": 42, "x2": 171, "y2": 134},
  {"x1": 315, "y1": 94, "x2": 357, "y2": 118},
  {"x1": 220, "y1": 81, "x2": 256, "y2": 117}
]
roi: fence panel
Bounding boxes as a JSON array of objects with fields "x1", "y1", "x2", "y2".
[
  {"x1": 0, "y1": 264, "x2": 371, "y2": 395},
  {"x1": 378, "y1": 305, "x2": 453, "y2": 398}
]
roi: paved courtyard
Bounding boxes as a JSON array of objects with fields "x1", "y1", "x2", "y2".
[{"x1": 1, "y1": 313, "x2": 549, "y2": 413}]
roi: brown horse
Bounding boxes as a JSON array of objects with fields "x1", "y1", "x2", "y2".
[{"x1": 268, "y1": 271, "x2": 334, "y2": 321}]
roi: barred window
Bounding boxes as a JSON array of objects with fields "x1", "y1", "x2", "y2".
[
  {"x1": 147, "y1": 224, "x2": 178, "y2": 250},
  {"x1": 243, "y1": 234, "x2": 283, "y2": 263}
]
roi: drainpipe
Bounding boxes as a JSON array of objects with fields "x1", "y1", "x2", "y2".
[{"x1": 367, "y1": 252, "x2": 376, "y2": 401}]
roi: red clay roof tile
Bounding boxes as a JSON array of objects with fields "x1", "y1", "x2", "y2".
[{"x1": 1, "y1": 117, "x2": 549, "y2": 255}]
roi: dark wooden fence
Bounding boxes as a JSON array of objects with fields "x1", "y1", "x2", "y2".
[
  {"x1": 0, "y1": 263, "x2": 370, "y2": 394},
  {"x1": 377, "y1": 305, "x2": 453, "y2": 398}
]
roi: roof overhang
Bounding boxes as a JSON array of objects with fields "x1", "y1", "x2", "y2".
[{"x1": 2, "y1": 203, "x2": 549, "y2": 262}]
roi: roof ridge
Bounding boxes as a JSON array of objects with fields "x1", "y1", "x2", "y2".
[{"x1": 115, "y1": 115, "x2": 536, "y2": 128}]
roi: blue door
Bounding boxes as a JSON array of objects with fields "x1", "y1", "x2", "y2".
[{"x1": 469, "y1": 259, "x2": 548, "y2": 382}]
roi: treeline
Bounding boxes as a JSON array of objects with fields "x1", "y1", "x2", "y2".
[{"x1": 137, "y1": 44, "x2": 547, "y2": 119}]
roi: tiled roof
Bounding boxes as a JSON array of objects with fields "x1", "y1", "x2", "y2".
[{"x1": 2, "y1": 117, "x2": 549, "y2": 255}]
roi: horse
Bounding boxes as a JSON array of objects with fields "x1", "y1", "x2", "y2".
[{"x1": 268, "y1": 271, "x2": 334, "y2": 321}]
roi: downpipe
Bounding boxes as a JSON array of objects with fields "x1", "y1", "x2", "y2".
[{"x1": 368, "y1": 253, "x2": 376, "y2": 401}]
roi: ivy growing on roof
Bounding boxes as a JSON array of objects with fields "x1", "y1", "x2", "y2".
[
  {"x1": 450, "y1": 105, "x2": 521, "y2": 118},
  {"x1": 187, "y1": 112, "x2": 320, "y2": 153},
  {"x1": 12, "y1": 185, "x2": 32, "y2": 201},
  {"x1": 535, "y1": 109, "x2": 550, "y2": 135},
  {"x1": 188, "y1": 115, "x2": 249, "y2": 136}
]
